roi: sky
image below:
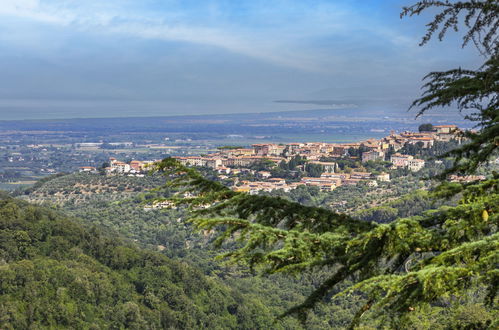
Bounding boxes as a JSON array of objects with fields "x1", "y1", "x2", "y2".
[{"x1": 0, "y1": 0, "x2": 484, "y2": 120}]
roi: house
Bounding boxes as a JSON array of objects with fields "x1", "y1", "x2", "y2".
[
  {"x1": 407, "y1": 159, "x2": 425, "y2": 172},
  {"x1": 361, "y1": 139, "x2": 381, "y2": 151},
  {"x1": 111, "y1": 161, "x2": 131, "y2": 173},
  {"x1": 252, "y1": 144, "x2": 284, "y2": 156},
  {"x1": 342, "y1": 178, "x2": 362, "y2": 185},
  {"x1": 407, "y1": 136, "x2": 434, "y2": 148},
  {"x1": 309, "y1": 161, "x2": 337, "y2": 172},
  {"x1": 268, "y1": 178, "x2": 286, "y2": 187},
  {"x1": 375, "y1": 172, "x2": 390, "y2": 182},
  {"x1": 389, "y1": 153, "x2": 425, "y2": 171},
  {"x1": 361, "y1": 150, "x2": 385, "y2": 163},
  {"x1": 331, "y1": 146, "x2": 348, "y2": 157},
  {"x1": 130, "y1": 160, "x2": 144, "y2": 172},
  {"x1": 390, "y1": 153, "x2": 413, "y2": 167},
  {"x1": 216, "y1": 166, "x2": 231, "y2": 174},
  {"x1": 233, "y1": 178, "x2": 295, "y2": 194},
  {"x1": 434, "y1": 125, "x2": 457, "y2": 134},
  {"x1": 220, "y1": 148, "x2": 254, "y2": 157},
  {"x1": 176, "y1": 156, "x2": 206, "y2": 167},
  {"x1": 205, "y1": 158, "x2": 223, "y2": 169},
  {"x1": 176, "y1": 156, "x2": 222, "y2": 169},
  {"x1": 301, "y1": 177, "x2": 340, "y2": 190},
  {"x1": 78, "y1": 166, "x2": 97, "y2": 173},
  {"x1": 321, "y1": 173, "x2": 348, "y2": 179},
  {"x1": 350, "y1": 172, "x2": 372, "y2": 180},
  {"x1": 286, "y1": 143, "x2": 304, "y2": 154},
  {"x1": 257, "y1": 171, "x2": 271, "y2": 179}
]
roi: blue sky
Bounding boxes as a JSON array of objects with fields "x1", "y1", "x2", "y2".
[{"x1": 0, "y1": 0, "x2": 482, "y2": 119}]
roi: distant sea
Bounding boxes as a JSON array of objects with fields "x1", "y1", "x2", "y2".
[
  {"x1": 0, "y1": 105, "x2": 469, "y2": 122},
  {"x1": 0, "y1": 107, "x2": 474, "y2": 146}
]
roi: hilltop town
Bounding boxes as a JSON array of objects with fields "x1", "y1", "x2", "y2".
[{"x1": 88, "y1": 124, "x2": 477, "y2": 195}]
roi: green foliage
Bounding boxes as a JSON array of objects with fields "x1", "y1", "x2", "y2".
[
  {"x1": 217, "y1": 146, "x2": 245, "y2": 150},
  {"x1": 402, "y1": 1, "x2": 498, "y2": 176},
  {"x1": 352, "y1": 190, "x2": 453, "y2": 224},
  {"x1": 23, "y1": 173, "x2": 355, "y2": 328},
  {"x1": 348, "y1": 146, "x2": 370, "y2": 158},
  {"x1": 401, "y1": 1, "x2": 499, "y2": 55},
  {"x1": 152, "y1": 155, "x2": 498, "y2": 328},
  {"x1": 287, "y1": 155, "x2": 306, "y2": 170},
  {"x1": 304, "y1": 163, "x2": 324, "y2": 177},
  {"x1": 271, "y1": 156, "x2": 325, "y2": 180},
  {"x1": 20, "y1": 165, "x2": 497, "y2": 328},
  {"x1": 0, "y1": 195, "x2": 289, "y2": 329},
  {"x1": 354, "y1": 206, "x2": 399, "y2": 224},
  {"x1": 412, "y1": 56, "x2": 498, "y2": 175},
  {"x1": 398, "y1": 140, "x2": 460, "y2": 159},
  {"x1": 418, "y1": 123, "x2": 434, "y2": 132},
  {"x1": 247, "y1": 159, "x2": 277, "y2": 171},
  {"x1": 9, "y1": 2, "x2": 498, "y2": 328}
]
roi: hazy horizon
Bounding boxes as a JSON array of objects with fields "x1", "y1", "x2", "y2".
[{"x1": 0, "y1": 0, "x2": 482, "y2": 120}]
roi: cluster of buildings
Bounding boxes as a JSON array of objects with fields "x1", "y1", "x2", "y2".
[
  {"x1": 103, "y1": 158, "x2": 157, "y2": 175},
  {"x1": 235, "y1": 171, "x2": 391, "y2": 194},
  {"x1": 175, "y1": 125, "x2": 460, "y2": 194},
  {"x1": 389, "y1": 154, "x2": 426, "y2": 172},
  {"x1": 360, "y1": 125, "x2": 461, "y2": 165},
  {"x1": 176, "y1": 154, "x2": 284, "y2": 169},
  {"x1": 234, "y1": 178, "x2": 291, "y2": 193},
  {"x1": 79, "y1": 158, "x2": 154, "y2": 175},
  {"x1": 176, "y1": 125, "x2": 460, "y2": 171},
  {"x1": 79, "y1": 125, "x2": 462, "y2": 194}
]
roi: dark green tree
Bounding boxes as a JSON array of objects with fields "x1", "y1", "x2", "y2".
[
  {"x1": 418, "y1": 123, "x2": 434, "y2": 132},
  {"x1": 403, "y1": 0, "x2": 498, "y2": 175},
  {"x1": 153, "y1": 1, "x2": 498, "y2": 328}
]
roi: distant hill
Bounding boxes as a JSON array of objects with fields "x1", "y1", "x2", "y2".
[{"x1": 0, "y1": 193, "x2": 280, "y2": 329}]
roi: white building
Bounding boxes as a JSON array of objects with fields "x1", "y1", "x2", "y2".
[
  {"x1": 362, "y1": 150, "x2": 385, "y2": 163},
  {"x1": 407, "y1": 159, "x2": 425, "y2": 172},
  {"x1": 78, "y1": 166, "x2": 97, "y2": 173},
  {"x1": 375, "y1": 172, "x2": 390, "y2": 182},
  {"x1": 390, "y1": 153, "x2": 413, "y2": 167}
]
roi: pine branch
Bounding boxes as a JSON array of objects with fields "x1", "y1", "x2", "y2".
[
  {"x1": 401, "y1": 0, "x2": 499, "y2": 55},
  {"x1": 153, "y1": 158, "x2": 373, "y2": 234},
  {"x1": 410, "y1": 55, "x2": 498, "y2": 175},
  {"x1": 151, "y1": 158, "x2": 498, "y2": 324}
]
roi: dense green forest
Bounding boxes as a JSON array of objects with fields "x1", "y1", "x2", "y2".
[
  {"x1": 153, "y1": 155, "x2": 497, "y2": 328},
  {"x1": 18, "y1": 173, "x2": 369, "y2": 328},
  {"x1": 0, "y1": 193, "x2": 304, "y2": 329},
  {"x1": 15, "y1": 168, "x2": 497, "y2": 328}
]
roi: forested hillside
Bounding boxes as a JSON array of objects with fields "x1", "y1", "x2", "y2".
[
  {"x1": 0, "y1": 193, "x2": 292, "y2": 329},
  {"x1": 20, "y1": 170, "x2": 498, "y2": 328},
  {"x1": 19, "y1": 173, "x2": 364, "y2": 328}
]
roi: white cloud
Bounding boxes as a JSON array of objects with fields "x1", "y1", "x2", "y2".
[
  {"x1": 101, "y1": 21, "x2": 321, "y2": 71},
  {"x1": 0, "y1": 0, "x2": 422, "y2": 73},
  {"x1": 0, "y1": 0, "x2": 351, "y2": 71}
]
